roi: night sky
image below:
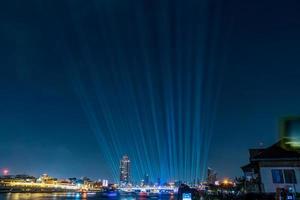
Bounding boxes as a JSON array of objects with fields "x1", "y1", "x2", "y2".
[{"x1": 1, "y1": 0, "x2": 300, "y2": 182}]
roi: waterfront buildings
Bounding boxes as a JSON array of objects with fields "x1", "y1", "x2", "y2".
[
  {"x1": 0, "y1": 174, "x2": 103, "y2": 192},
  {"x1": 241, "y1": 139, "x2": 300, "y2": 193},
  {"x1": 120, "y1": 155, "x2": 130, "y2": 184}
]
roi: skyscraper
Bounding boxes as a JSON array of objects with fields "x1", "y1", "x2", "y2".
[
  {"x1": 207, "y1": 167, "x2": 217, "y2": 185},
  {"x1": 144, "y1": 173, "x2": 149, "y2": 186},
  {"x1": 120, "y1": 155, "x2": 130, "y2": 184}
]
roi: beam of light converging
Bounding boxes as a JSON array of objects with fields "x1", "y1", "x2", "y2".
[{"x1": 56, "y1": 0, "x2": 232, "y2": 183}]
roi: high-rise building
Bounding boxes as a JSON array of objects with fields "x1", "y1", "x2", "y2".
[
  {"x1": 144, "y1": 174, "x2": 149, "y2": 185},
  {"x1": 157, "y1": 177, "x2": 161, "y2": 186},
  {"x1": 207, "y1": 167, "x2": 217, "y2": 185},
  {"x1": 120, "y1": 155, "x2": 130, "y2": 184}
]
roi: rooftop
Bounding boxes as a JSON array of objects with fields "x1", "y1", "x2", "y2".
[{"x1": 249, "y1": 139, "x2": 300, "y2": 161}]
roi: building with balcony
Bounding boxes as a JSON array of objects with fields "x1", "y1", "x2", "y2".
[{"x1": 241, "y1": 139, "x2": 300, "y2": 193}]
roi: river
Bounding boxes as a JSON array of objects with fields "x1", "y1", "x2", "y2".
[{"x1": 0, "y1": 193, "x2": 177, "y2": 200}]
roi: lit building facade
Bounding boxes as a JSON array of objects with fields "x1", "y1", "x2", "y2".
[
  {"x1": 207, "y1": 167, "x2": 217, "y2": 185},
  {"x1": 120, "y1": 155, "x2": 130, "y2": 184}
]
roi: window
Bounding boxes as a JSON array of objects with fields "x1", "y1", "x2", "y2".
[
  {"x1": 272, "y1": 169, "x2": 284, "y2": 184},
  {"x1": 271, "y1": 169, "x2": 297, "y2": 184},
  {"x1": 284, "y1": 169, "x2": 297, "y2": 184}
]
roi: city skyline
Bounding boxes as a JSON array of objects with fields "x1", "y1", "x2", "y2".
[{"x1": 1, "y1": 0, "x2": 300, "y2": 182}]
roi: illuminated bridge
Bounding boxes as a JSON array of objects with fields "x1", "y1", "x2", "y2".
[{"x1": 119, "y1": 186, "x2": 178, "y2": 193}]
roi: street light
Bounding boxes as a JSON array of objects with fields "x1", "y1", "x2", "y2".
[
  {"x1": 223, "y1": 179, "x2": 229, "y2": 185},
  {"x1": 3, "y1": 169, "x2": 9, "y2": 176}
]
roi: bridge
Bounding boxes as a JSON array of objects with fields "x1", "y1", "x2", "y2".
[{"x1": 119, "y1": 186, "x2": 178, "y2": 193}]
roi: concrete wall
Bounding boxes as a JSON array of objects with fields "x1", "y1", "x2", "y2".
[{"x1": 260, "y1": 166, "x2": 300, "y2": 193}]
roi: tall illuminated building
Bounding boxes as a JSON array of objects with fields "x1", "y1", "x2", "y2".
[
  {"x1": 207, "y1": 167, "x2": 217, "y2": 185},
  {"x1": 120, "y1": 155, "x2": 130, "y2": 184},
  {"x1": 144, "y1": 174, "x2": 149, "y2": 185}
]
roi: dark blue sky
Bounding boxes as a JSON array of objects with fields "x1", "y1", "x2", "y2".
[{"x1": 0, "y1": 0, "x2": 300, "y2": 182}]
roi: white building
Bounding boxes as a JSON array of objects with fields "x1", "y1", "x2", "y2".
[{"x1": 242, "y1": 139, "x2": 300, "y2": 193}]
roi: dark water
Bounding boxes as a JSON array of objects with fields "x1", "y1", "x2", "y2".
[{"x1": 0, "y1": 193, "x2": 175, "y2": 200}]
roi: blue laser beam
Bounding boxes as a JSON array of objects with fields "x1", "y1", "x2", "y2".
[{"x1": 61, "y1": 0, "x2": 231, "y2": 183}]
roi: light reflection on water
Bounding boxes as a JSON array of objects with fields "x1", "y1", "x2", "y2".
[{"x1": 0, "y1": 193, "x2": 173, "y2": 200}]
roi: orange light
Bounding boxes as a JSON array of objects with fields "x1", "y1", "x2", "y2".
[{"x1": 223, "y1": 179, "x2": 229, "y2": 185}]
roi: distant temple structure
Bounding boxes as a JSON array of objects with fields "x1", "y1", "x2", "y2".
[{"x1": 241, "y1": 138, "x2": 300, "y2": 193}]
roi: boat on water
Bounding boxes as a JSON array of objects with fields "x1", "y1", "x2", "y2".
[{"x1": 138, "y1": 191, "x2": 148, "y2": 197}]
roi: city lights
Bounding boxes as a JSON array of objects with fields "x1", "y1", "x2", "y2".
[
  {"x1": 0, "y1": 0, "x2": 299, "y2": 199},
  {"x1": 2, "y1": 169, "x2": 9, "y2": 176},
  {"x1": 223, "y1": 179, "x2": 229, "y2": 185}
]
